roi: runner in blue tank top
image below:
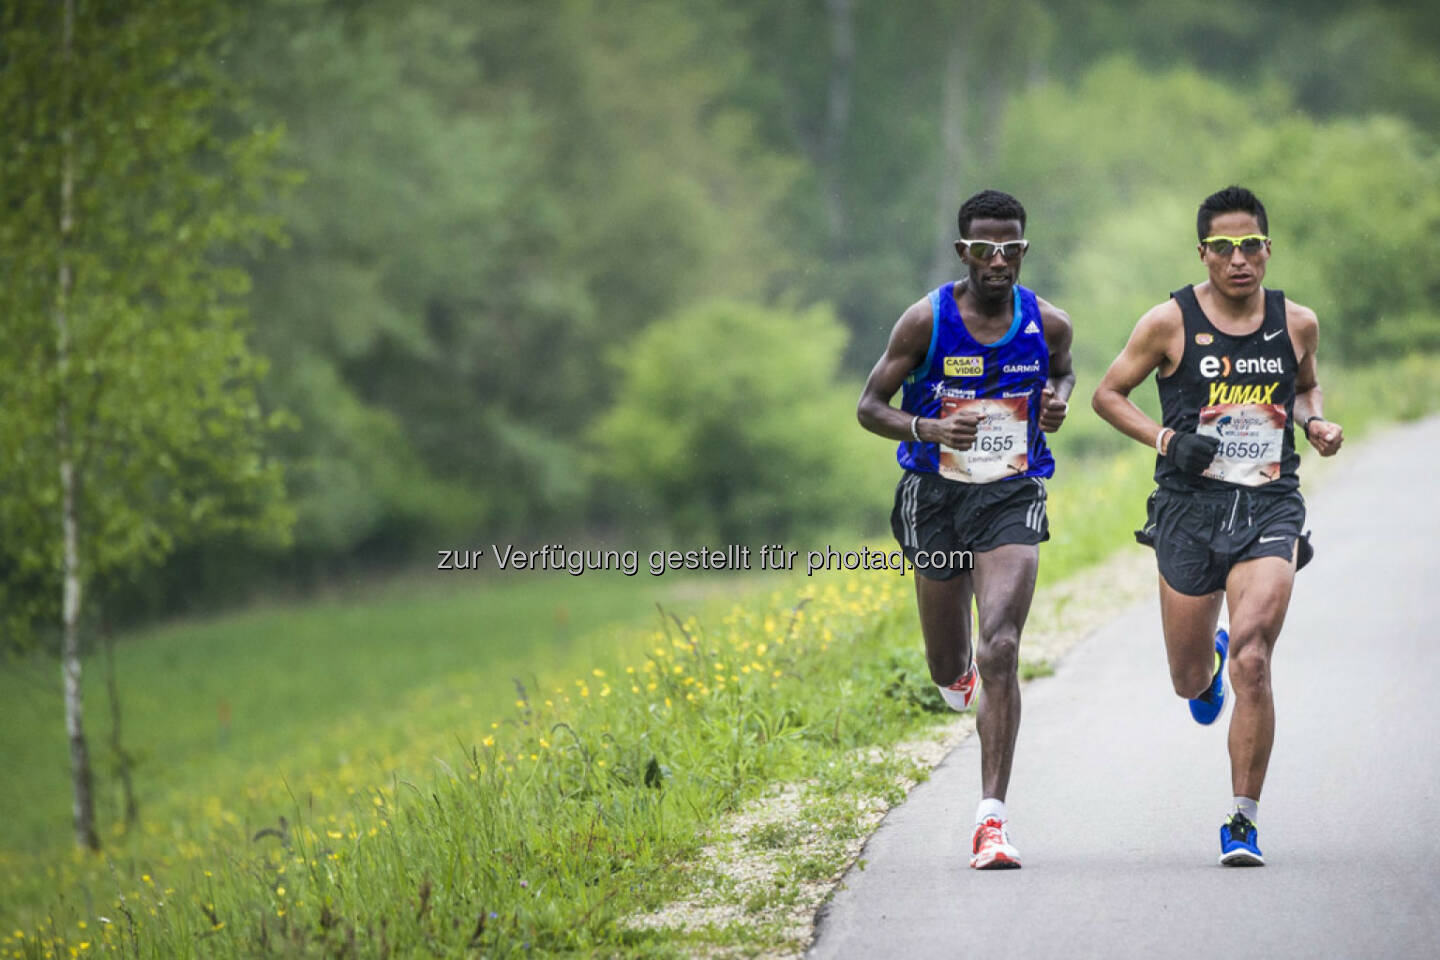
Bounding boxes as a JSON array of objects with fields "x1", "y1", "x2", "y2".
[
  {"x1": 858, "y1": 190, "x2": 1076, "y2": 870},
  {"x1": 1093, "y1": 186, "x2": 1345, "y2": 866}
]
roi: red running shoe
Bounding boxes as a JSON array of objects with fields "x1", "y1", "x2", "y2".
[
  {"x1": 970, "y1": 817, "x2": 1022, "y2": 870},
  {"x1": 939, "y1": 660, "x2": 980, "y2": 712}
]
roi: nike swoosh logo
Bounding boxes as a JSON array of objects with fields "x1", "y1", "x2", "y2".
[
  {"x1": 1263, "y1": 329, "x2": 1283, "y2": 341},
  {"x1": 1258, "y1": 535, "x2": 1288, "y2": 543}
]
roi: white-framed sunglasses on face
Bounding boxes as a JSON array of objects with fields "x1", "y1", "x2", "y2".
[{"x1": 959, "y1": 238, "x2": 1029, "y2": 261}]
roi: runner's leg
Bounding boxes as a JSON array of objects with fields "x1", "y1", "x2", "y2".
[
  {"x1": 915, "y1": 572, "x2": 974, "y2": 686},
  {"x1": 971, "y1": 543, "x2": 1038, "y2": 801},
  {"x1": 1159, "y1": 577, "x2": 1225, "y2": 697},
  {"x1": 1222, "y1": 554, "x2": 1295, "y2": 800}
]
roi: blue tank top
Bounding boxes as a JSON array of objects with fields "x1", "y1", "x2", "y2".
[{"x1": 896, "y1": 282, "x2": 1054, "y2": 481}]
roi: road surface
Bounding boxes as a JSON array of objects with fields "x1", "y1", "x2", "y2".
[{"x1": 810, "y1": 418, "x2": 1440, "y2": 960}]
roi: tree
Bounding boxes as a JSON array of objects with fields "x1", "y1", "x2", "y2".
[
  {"x1": 592, "y1": 299, "x2": 891, "y2": 543},
  {"x1": 0, "y1": 0, "x2": 291, "y2": 848},
  {"x1": 205, "y1": 0, "x2": 813, "y2": 563}
]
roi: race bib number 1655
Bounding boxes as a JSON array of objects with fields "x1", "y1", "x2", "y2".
[{"x1": 938, "y1": 396, "x2": 1029, "y2": 484}]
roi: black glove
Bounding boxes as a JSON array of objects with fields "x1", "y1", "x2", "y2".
[{"x1": 1165, "y1": 431, "x2": 1220, "y2": 476}]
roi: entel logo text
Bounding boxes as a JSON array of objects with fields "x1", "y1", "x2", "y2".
[{"x1": 1199, "y1": 355, "x2": 1284, "y2": 379}]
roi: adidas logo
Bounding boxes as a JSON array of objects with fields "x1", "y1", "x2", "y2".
[{"x1": 1024, "y1": 320, "x2": 1040, "y2": 335}]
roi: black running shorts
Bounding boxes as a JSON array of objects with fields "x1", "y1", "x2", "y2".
[
  {"x1": 1136, "y1": 486, "x2": 1307, "y2": 596},
  {"x1": 890, "y1": 472, "x2": 1049, "y2": 581}
]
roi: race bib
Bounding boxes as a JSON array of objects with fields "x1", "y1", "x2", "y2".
[
  {"x1": 1197, "y1": 403, "x2": 1285, "y2": 486},
  {"x1": 938, "y1": 397, "x2": 1029, "y2": 484}
]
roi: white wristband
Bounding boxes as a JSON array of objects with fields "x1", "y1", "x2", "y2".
[
  {"x1": 910, "y1": 415, "x2": 923, "y2": 443},
  {"x1": 1155, "y1": 427, "x2": 1173, "y2": 455}
]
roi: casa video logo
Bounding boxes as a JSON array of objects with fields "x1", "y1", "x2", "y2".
[{"x1": 1199, "y1": 354, "x2": 1284, "y2": 379}]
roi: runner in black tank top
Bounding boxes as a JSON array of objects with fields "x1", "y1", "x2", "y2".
[
  {"x1": 1156, "y1": 285, "x2": 1299, "y2": 494},
  {"x1": 1092, "y1": 186, "x2": 1345, "y2": 867}
]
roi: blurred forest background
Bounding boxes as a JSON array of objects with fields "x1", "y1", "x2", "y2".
[{"x1": 4, "y1": 0, "x2": 1440, "y2": 638}]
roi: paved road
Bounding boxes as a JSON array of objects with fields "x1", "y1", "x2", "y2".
[{"x1": 811, "y1": 419, "x2": 1440, "y2": 960}]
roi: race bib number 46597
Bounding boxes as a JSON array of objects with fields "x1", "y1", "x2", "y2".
[
  {"x1": 1197, "y1": 403, "x2": 1285, "y2": 486},
  {"x1": 938, "y1": 396, "x2": 1029, "y2": 484}
]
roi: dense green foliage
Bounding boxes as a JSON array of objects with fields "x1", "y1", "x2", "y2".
[
  {"x1": 217, "y1": 0, "x2": 1437, "y2": 577},
  {"x1": 593, "y1": 300, "x2": 891, "y2": 542},
  {"x1": 3, "y1": 1, "x2": 1436, "y2": 617}
]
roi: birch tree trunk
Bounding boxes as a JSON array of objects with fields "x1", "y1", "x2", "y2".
[{"x1": 56, "y1": 0, "x2": 99, "y2": 852}]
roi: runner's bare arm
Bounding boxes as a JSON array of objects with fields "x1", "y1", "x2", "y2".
[
  {"x1": 857, "y1": 297, "x2": 979, "y2": 450},
  {"x1": 1092, "y1": 301, "x2": 1185, "y2": 452},
  {"x1": 1037, "y1": 298, "x2": 1075, "y2": 432},
  {"x1": 1288, "y1": 300, "x2": 1343, "y2": 456}
]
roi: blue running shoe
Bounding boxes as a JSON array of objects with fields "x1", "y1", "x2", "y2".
[
  {"x1": 1189, "y1": 627, "x2": 1229, "y2": 725},
  {"x1": 1219, "y1": 812, "x2": 1264, "y2": 866}
]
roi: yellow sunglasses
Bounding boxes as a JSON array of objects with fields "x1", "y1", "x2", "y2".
[{"x1": 1201, "y1": 234, "x2": 1269, "y2": 257}]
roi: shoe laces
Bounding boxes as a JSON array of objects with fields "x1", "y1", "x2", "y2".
[
  {"x1": 974, "y1": 817, "x2": 1008, "y2": 850},
  {"x1": 1226, "y1": 813, "x2": 1254, "y2": 842}
]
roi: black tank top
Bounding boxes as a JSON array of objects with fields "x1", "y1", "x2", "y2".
[{"x1": 1155, "y1": 285, "x2": 1298, "y2": 494}]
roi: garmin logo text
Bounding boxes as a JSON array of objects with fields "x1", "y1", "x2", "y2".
[{"x1": 1002, "y1": 361, "x2": 1042, "y2": 374}]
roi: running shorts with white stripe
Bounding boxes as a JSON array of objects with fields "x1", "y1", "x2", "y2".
[
  {"x1": 889, "y1": 472, "x2": 1049, "y2": 581},
  {"x1": 1136, "y1": 486, "x2": 1306, "y2": 596}
]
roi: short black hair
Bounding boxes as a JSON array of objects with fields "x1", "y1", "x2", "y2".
[
  {"x1": 1197, "y1": 185, "x2": 1268, "y2": 240},
  {"x1": 957, "y1": 189, "x2": 1026, "y2": 236}
]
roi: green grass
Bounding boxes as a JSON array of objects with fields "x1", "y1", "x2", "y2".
[
  {"x1": 1, "y1": 572, "x2": 928, "y2": 957},
  {"x1": 2, "y1": 352, "x2": 1436, "y2": 958},
  {"x1": 0, "y1": 567, "x2": 770, "y2": 852}
]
